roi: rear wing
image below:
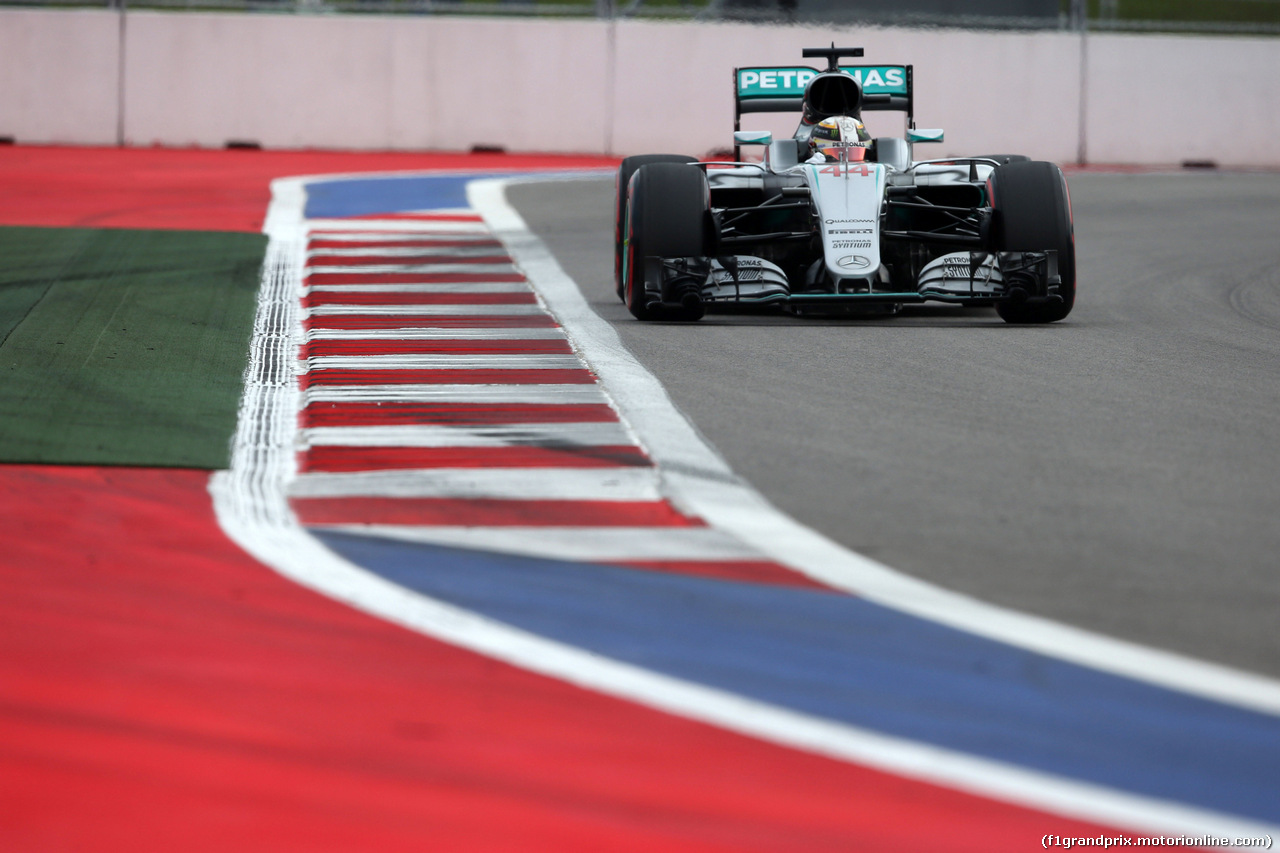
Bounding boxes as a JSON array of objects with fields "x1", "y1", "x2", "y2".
[{"x1": 733, "y1": 64, "x2": 914, "y2": 132}]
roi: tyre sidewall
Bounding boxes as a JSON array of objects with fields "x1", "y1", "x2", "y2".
[
  {"x1": 615, "y1": 154, "x2": 696, "y2": 299},
  {"x1": 990, "y1": 160, "x2": 1076, "y2": 323},
  {"x1": 622, "y1": 162, "x2": 710, "y2": 321}
]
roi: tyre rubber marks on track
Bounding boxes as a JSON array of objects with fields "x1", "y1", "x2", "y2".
[{"x1": 292, "y1": 218, "x2": 806, "y2": 582}]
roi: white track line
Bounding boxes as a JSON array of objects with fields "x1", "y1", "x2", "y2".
[
  {"x1": 211, "y1": 172, "x2": 1280, "y2": 844},
  {"x1": 290, "y1": 468, "x2": 662, "y2": 501}
]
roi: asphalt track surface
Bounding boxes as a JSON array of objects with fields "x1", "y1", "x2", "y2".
[{"x1": 507, "y1": 170, "x2": 1280, "y2": 680}]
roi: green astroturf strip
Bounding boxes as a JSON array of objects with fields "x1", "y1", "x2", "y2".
[{"x1": 0, "y1": 227, "x2": 267, "y2": 469}]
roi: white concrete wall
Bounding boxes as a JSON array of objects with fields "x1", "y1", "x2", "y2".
[
  {"x1": 2, "y1": 8, "x2": 1278, "y2": 166},
  {"x1": 122, "y1": 14, "x2": 615, "y2": 152},
  {"x1": 611, "y1": 22, "x2": 1084, "y2": 165},
  {"x1": 1084, "y1": 31, "x2": 1280, "y2": 165},
  {"x1": 0, "y1": 10, "x2": 120, "y2": 145}
]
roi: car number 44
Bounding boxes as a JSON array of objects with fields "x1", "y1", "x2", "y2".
[{"x1": 819, "y1": 163, "x2": 874, "y2": 177}]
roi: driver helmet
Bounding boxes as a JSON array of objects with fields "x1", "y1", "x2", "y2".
[{"x1": 810, "y1": 116, "x2": 871, "y2": 161}]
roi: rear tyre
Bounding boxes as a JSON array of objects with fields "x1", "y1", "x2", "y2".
[
  {"x1": 614, "y1": 154, "x2": 696, "y2": 300},
  {"x1": 990, "y1": 160, "x2": 1075, "y2": 324},
  {"x1": 622, "y1": 162, "x2": 710, "y2": 321}
]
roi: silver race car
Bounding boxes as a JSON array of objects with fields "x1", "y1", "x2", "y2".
[{"x1": 613, "y1": 45, "x2": 1075, "y2": 324}]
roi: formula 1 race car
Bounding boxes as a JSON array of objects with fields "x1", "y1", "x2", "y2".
[{"x1": 613, "y1": 45, "x2": 1075, "y2": 324}]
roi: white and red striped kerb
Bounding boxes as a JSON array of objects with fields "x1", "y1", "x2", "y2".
[{"x1": 289, "y1": 213, "x2": 829, "y2": 590}]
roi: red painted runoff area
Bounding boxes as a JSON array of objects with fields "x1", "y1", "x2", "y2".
[
  {"x1": 0, "y1": 146, "x2": 615, "y2": 232},
  {"x1": 0, "y1": 464, "x2": 1116, "y2": 852}
]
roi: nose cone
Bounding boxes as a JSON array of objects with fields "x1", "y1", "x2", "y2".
[{"x1": 810, "y1": 162, "x2": 884, "y2": 289}]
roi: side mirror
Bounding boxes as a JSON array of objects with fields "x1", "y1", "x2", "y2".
[
  {"x1": 733, "y1": 130, "x2": 773, "y2": 146},
  {"x1": 908, "y1": 128, "x2": 945, "y2": 144}
]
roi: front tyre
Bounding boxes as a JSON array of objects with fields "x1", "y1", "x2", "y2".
[
  {"x1": 990, "y1": 160, "x2": 1076, "y2": 324},
  {"x1": 614, "y1": 154, "x2": 696, "y2": 300},
  {"x1": 622, "y1": 162, "x2": 710, "y2": 322}
]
